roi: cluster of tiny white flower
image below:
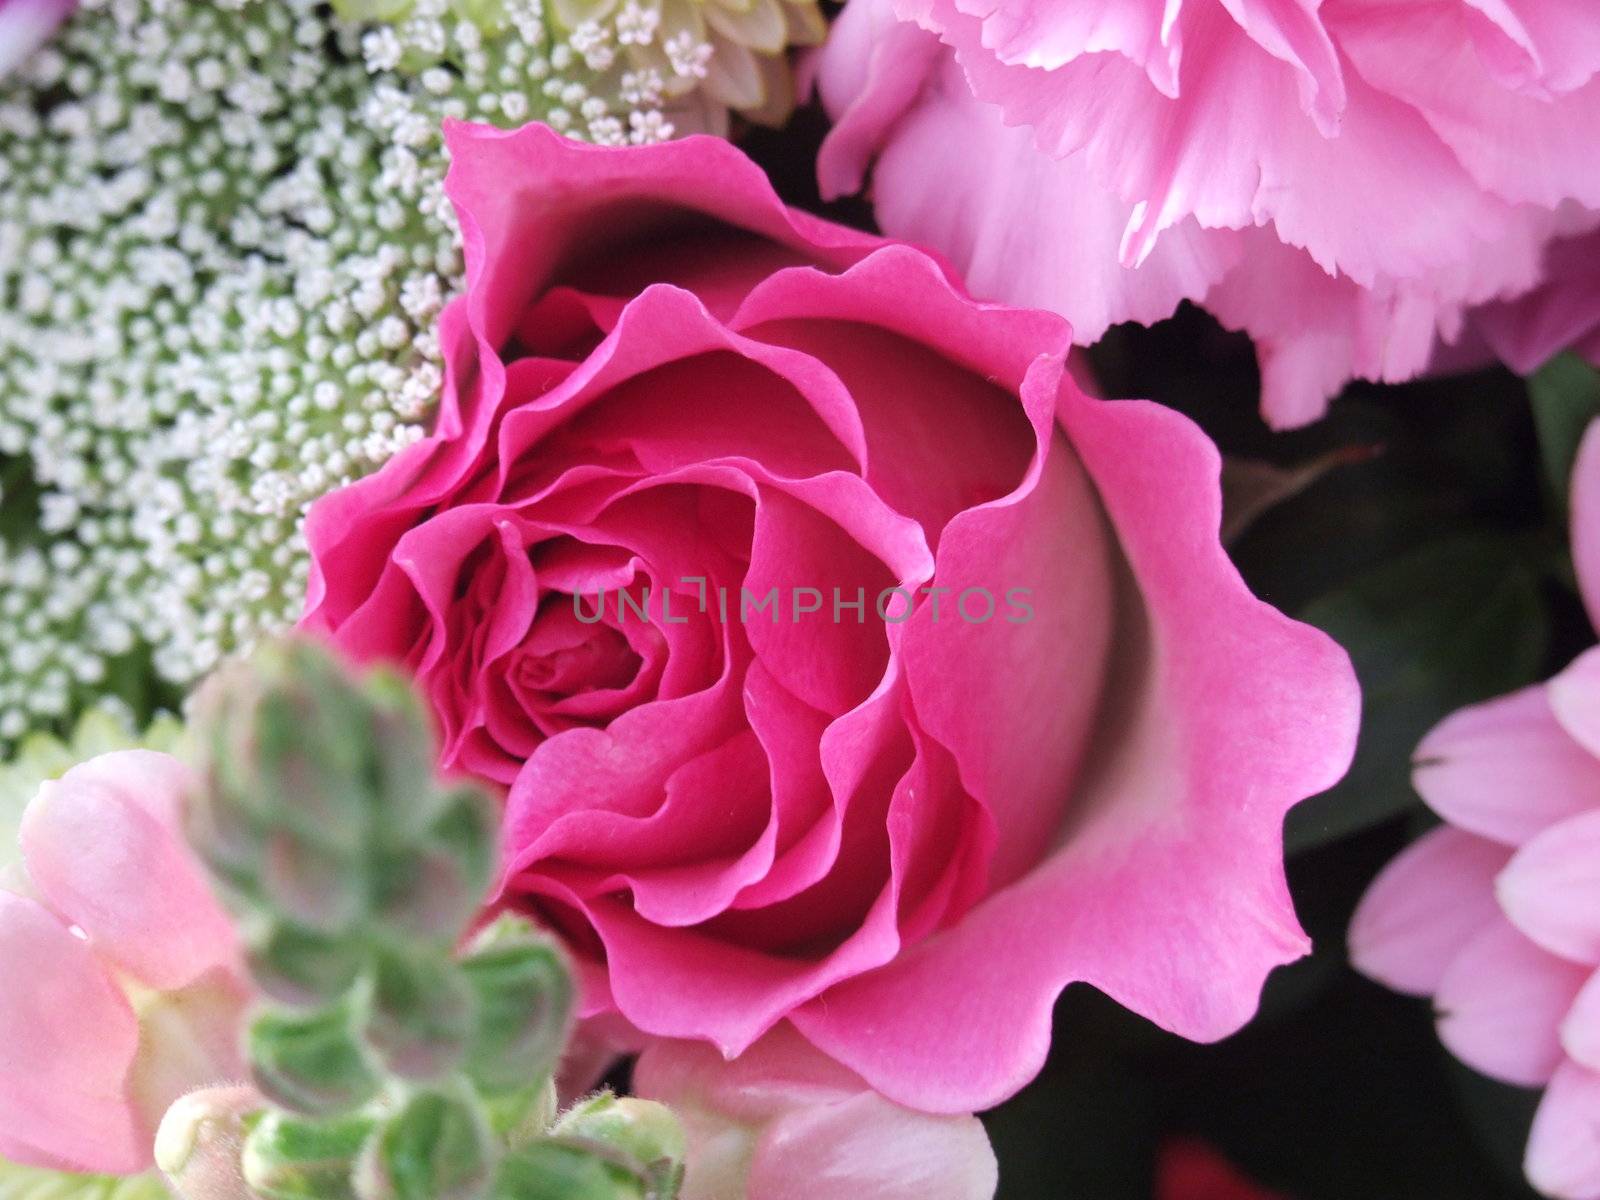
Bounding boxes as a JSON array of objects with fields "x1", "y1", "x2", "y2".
[{"x1": 0, "y1": 0, "x2": 705, "y2": 745}]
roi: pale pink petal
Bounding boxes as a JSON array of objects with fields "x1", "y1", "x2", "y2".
[
  {"x1": 1560, "y1": 968, "x2": 1600, "y2": 1072},
  {"x1": 20, "y1": 750, "x2": 237, "y2": 991},
  {"x1": 1527, "y1": 1061, "x2": 1600, "y2": 1200},
  {"x1": 1413, "y1": 685, "x2": 1600, "y2": 846},
  {"x1": 0, "y1": 0, "x2": 72, "y2": 78},
  {"x1": 1348, "y1": 827, "x2": 1512, "y2": 996},
  {"x1": 792, "y1": 392, "x2": 1359, "y2": 1112},
  {"x1": 837, "y1": 49, "x2": 1242, "y2": 345},
  {"x1": 1436, "y1": 916, "x2": 1588, "y2": 1088},
  {"x1": 1499, "y1": 808, "x2": 1600, "y2": 964},
  {"x1": 1572, "y1": 422, "x2": 1600, "y2": 631},
  {"x1": 634, "y1": 1029, "x2": 998, "y2": 1200},
  {"x1": 1550, "y1": 647, "x2": 1600, "y2": 764},
  {"x1": 0, "y1": 891, "x2": 147, "y2": 1174}
]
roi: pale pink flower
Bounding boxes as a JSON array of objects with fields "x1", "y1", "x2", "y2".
[
  {"x1": 1351, "y1": 423, "x2": 1600, "y2": 1199},
  {"x1": 814, "y1": 0, "x2": 1600, "y2": 427},
  {"x1": 0, "y1": 0, "x2": 72, "y2": 78},
  {"x1": 0, "y1": 750, "x2": 247, "y2": 1175},
  {"x1": 633, "y1": 1026, "x2": 998, "y2": 1200}
]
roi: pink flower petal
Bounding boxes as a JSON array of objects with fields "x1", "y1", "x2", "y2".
[
  {"x1": 634, "y1": 1029, "x2": 998, "y2": 1200},
  {"x1": 1527, "y1": 1061, "x2": 1600, "y2": 1200},
  {"x1": 1436, "y1": 916, "x2": 1588, "y2": 1088},
  {"x1": 0, "y1": 0, "x2": 72, "y2": 78},
  {"x1": 0, "y1": 891, "x2": 147, "y2": 1174},
  {"x1": 1572, "y1": 422, "x2": 1600, "y2": 632},
  {"x1": 1413, "y1": 684, "x2": 1600, "y2": 846},
  {"x1": 792, "y1": 392, "x2": 1358, "y2": 1112},
  {"x1": 1498, "y1": 808, "x2": 1600, "y2": 965},
  {"x1": 20, "y1": 751, "x2": 237, "y2": 992},
  {"x1": 1348, "y1": 827, "x2": 1512, "y2": 996},
  {"x1": 1560, "y1": 968, "x2": 1600, "y2": 1072}
]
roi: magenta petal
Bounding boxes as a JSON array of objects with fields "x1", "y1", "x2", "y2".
[
  {"x1": 20, "y1": 751, "x2": 237, "y2": 991},
  {"x1": 792, "y1": 394, "x2": 1358, "y2": 1113},
  {"x1": 0, "y1": 891, "x2": 147, "y2": 1174},
  {"x1": 1436, "y1": 917, "x2": 1587, "y2": 1088},
  {"x1": 1414, "y1": 684, "x2": 1600, "y2": 845},
  {"x1": 1348, "y1": 827, "x2": 1512, "y2": 997},
  {"x1": 1527, "y1": 1062, "x2": 1600, "y2": 1200},
  {"x1": 441, "y1": 121, "x2": 885, "y2": 352}
]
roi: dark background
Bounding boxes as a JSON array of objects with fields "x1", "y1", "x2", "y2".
[{"x1": 744, "y1": 103, "x2": 1592, "y2": 1200}]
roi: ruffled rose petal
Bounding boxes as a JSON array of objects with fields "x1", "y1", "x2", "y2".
[
  {"x1": 1348, "y1": 827, "x2": 1512, "y2": 996},
  {"x1": 19, "y1": 751, "x2": 236, "y2": 992},
  {"x1": 791, "y1": 392, "x2": 1358, "y2": 1112},
  {"x1": 1413, "y1": 685, "x2": 1600, "y2": 846},
  {"x1": 1436, "y1": 917, "x2": 1588, "y2": 1088}
]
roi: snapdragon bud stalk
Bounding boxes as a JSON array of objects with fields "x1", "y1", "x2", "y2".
[{"x1": 181, "y1": 637, "x2": 683, "y2": 1200}]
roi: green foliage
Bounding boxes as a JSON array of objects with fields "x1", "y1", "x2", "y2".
[
  {"x1": 1286, "y1": 534, "x2": 1551, "y2": 852},
  {"x1": 0, "y1": 1164, "x2": 171, "y2": 1200},
  {"x1": 176, "y1": 637, "x2": 683, "y2": 1200}
]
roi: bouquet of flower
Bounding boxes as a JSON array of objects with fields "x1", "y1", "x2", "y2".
[{"x1": 0, "y1": 0, "x2": 1596, "y2": 1196}]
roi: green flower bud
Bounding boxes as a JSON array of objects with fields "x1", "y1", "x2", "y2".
[
  {"x1": 369, "y1": 788, "x2": 498, "y2": 944},
  {"x1": 486, "y1": 1079, "x2": 559, "y2": 1148},
  {"x1": 243, "y1": 915, "x2": 368, "y2": 1008},
  {"x1": 155, "y1": 1085, "x2": 262, "y2": 1200},
  {"x1": 249, "y1": 1000, "x2": 383, "y2": 1116},
  {"x1": 490, "y1": 1141, "x2": 647, "y2": 1200},
  {"x1": 551, "y1": 1096, "x2": 685, "y2": 1200},
  {"x1": 354, "y1": 1090, "x2": 497, "y2": 1200},
  {"x1": 363, "y1": 668, "x2": 455, "y2": 841},
  {"x1": 459, "y1": 917, "x2": 575, "y2": 1095},
  {"x1": 364, "y1": 945, "x2": 476, "y2": 1081},
  {"x1": 241, "y1": 1111, "x2": 374, "y2": 1200}
]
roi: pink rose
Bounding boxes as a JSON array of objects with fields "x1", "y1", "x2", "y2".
[
  {"x1": 813, "y1": 0, "x2": 1600, "y2": 427},
  {"x1": 633, "y1": 1027, "x2": 997, "y2": 1200},
  {"x1": 302, "y1": 121, "x2": 1359, "y2": 1113},
  {"x1": 1351, "y1": 425, "x2": 1600, "y2": 1199},
  {"x1": 0, "y1": 751, "x2": 246, "y2": 1175}
]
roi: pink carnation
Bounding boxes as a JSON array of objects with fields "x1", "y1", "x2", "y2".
[
  {"x1": 813, "y1": 0, "x2": 1600, "y2": 427},
  {"x1": 303, "y1": 121, "x2": 1358, "y2": 1113},
  {"x1": 0, "y1": 0, "x2": 72, "y2": 78},
  {"x1": 0, "y1": 751, "x2": 247, "y2": 1175},
  {"x1": 1351, "y1": 423, "x2": 1600, "y2": 1199},
  {"x1": 633, "y1": 1027, "x2": 998, "y2": 1199}
]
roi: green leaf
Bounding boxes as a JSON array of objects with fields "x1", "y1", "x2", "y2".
[
  {"x1": 0, "y1": 1163, "x2": 169, "y2": 1200},
  {"x1": 1286, "y1": 534, "x2": 1551, "y2": 853},
  {"x1": 1529, "y1": 353, "x2": 1600, "y2": 506}
]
